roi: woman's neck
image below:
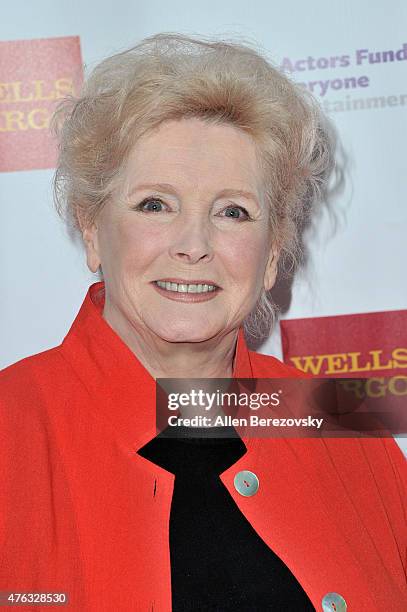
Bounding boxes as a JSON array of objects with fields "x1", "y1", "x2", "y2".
[{"x1": 102, "y1": 305, "x2": 238, "y2": 380}]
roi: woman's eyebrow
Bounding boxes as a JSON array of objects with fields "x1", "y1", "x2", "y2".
[{"x1": 128, "y1": 182, "x2": 259, "y2": 205}]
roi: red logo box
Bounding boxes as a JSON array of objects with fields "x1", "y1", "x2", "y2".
[
  {"x1": 281, "y1": 310, "x2": 407, "y2": 436},
  {"x1": 0, "y1": 36, "x2": 83, "y2": 172},
  {"x1": 281, "y1": 310, "x2": 407, "y2": 377}
]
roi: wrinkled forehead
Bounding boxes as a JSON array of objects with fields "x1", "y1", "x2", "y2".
[{"x1": 120, "y1": 118, "x2": 266, "y2": 200}]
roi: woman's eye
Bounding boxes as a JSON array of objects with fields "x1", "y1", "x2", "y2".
[
  {"x1": 133, "y1": 199, "x2": 251, "y2": 220},
  {"x1": 221, "y1": 205, "x2": 251, "y2": 221},
  {"x1": 136, "y1": 197, "x2": 167, "y2": 212}
]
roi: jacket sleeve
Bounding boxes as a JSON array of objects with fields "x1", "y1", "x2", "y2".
[
  {"x1": 382, "y1": 438, "x2": 407, "y2": 579},
  {"x1": 0, "y1": 357, "x2": 83, "y2": 603},
  {"x1": 0, "y1": 364, "x2": 54, "y2": 591}
]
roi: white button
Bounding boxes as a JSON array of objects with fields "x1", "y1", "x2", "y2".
[
  {"x1": 321, "y1": 592, "x2": 347, "y2": 611},
  {"x1": 233, "y1": 470, "x2": 259, "y2": 496}
]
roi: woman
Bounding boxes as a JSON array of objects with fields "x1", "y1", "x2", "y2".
[{"x1": 1, "y1": 33, "x2": 406, "y2": 611}]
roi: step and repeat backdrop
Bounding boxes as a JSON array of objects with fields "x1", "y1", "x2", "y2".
[{"x1": 1, "y1": 1, "x2": 406, "y2": 451}]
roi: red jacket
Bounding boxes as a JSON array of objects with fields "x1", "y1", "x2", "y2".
[{"x1": 1, "y1": 281, "x2": 406, "y2": 611}]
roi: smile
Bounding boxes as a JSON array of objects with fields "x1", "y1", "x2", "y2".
[
  {"x1": 155, "y1": 281, "x2": 217, "y2": 294},
  {"x1": 152, "y1": 279, "x2": 221, "y2": 303}
]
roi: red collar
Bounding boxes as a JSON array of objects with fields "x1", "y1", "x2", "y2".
[{"x1": 61, "y1": 281, "x2": 255, "y2": 450}]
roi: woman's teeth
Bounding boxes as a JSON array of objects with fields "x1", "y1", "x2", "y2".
[{"x1": 155, "y1": 281, "x2": 217, "y2": 293}]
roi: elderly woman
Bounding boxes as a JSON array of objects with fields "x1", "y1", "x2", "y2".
[{"x1": 1, "y1": 33, "x2": 406, "y2": 612}]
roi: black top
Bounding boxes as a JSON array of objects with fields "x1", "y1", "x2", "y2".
[{"x1": 138, "y1": 425, "x2": 315, "y2": 611}]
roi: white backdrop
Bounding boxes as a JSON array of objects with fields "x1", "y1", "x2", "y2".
[{"x1": 1, "y1": 1, "x2": 406, "y2": 449}]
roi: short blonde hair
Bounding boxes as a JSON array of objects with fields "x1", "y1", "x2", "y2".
[{"x1": 52, "y1": 32, "x2": 333, "y2": 339}]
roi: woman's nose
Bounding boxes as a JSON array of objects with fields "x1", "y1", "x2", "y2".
[{"x1": 168, "y1": 215, "x2": 214, "y2": 264}]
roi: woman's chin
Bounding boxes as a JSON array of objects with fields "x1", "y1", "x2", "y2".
[{"x1": 152, "y1": 323, "x2": 220, "y2": 344}]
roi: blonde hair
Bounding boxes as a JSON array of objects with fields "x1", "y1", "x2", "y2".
[{"x1": 52, "y1": 32, "x2": 333, "y2": 340}]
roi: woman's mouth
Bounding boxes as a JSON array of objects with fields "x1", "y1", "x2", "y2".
[{"x1": 151, "y1": 280, "x2": 221, "y2": 302}]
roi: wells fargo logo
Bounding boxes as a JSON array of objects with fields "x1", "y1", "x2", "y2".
[
  {"x1": 281, "y1": 310, "x2": 407, "y2": 402},
  {"x1": 0, "y1": 36, "x2": 83, "y2": 172},
  {"x1": 288, "y1": 348, "x2": 407, "y2": 376}
]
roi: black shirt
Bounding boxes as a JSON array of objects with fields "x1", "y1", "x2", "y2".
[{"x1": 138, "y1": 425, "x2": 315, "y2": 611}]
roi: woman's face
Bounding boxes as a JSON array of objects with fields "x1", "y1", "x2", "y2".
[{"x1": 82, "y1": 117, "x2": 278, "y2": 343}]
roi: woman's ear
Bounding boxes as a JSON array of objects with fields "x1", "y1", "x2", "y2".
[
  {"x1": 264, "y1": 244, "x2": 280, "y2": 292},
  {"x1": 77, "y1": 209, "x2": 101, "y2": 274}
]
